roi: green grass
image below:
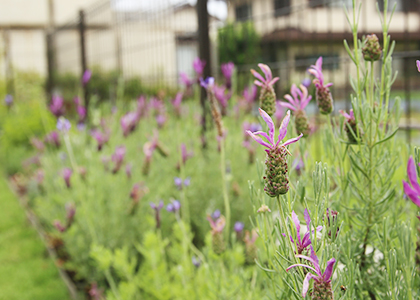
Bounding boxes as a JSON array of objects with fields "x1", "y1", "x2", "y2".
[{"x1": 0, "y1": 175, "x2": 70, "y2": 300}]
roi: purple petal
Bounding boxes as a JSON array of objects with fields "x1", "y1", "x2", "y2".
[
  {"x1": 269, "y1": 77, "x2": 279, "y2": 86},
  {"x1": 277, "y1": 110, "x2": 291, "y2": 143},
  {"x1": 258, "y1": 63, "x2": 272, "y2": 82},
  {"x1": 303, "y1": 208, "x2": 311, "y2": 232},
  {"x1": 407, "y1": 156, "x2": 420, "y2": 194},
  {"x1": 403, "y1": 180, "x2": 420, "y2": 207},
  {"x1": 302, "y1": 272, "x2": 317, "y2": 297},
  {"x1": 279, "y1": 102, "x2": 297, "y2": 111},
  {"x1": 286, "y1": 263, "x2": 317, "y2": 274},
  {"x1": 282, "y1": 133, "x2": 303, "y2": 147},
  {"x1": 416, "y1": 60, "x2": 420, "y2": 72},
  {"x1": 247, "y1": 131, "x2": 272, "y2": 148},
  {"x1": 259, "y1": 108, "x2": 275, "y2": 144},
  {"x1": 291, "y1": 211, "x2": 301, "y2": 245},
  {"x1": 339, "y1": 110, "x2": 351, "y2": 119},
  {"x1": 291, "y1": 84, "x2": 299, "y2": 99},
  {"x1": 315, "y1": 57, "x2": 323, "y2": 71},
  {"x1": 253, "y1": 80, "x2": 263, "y2": 87},
  {"x1": 253, "y1": 131, "x2": 271, "y2": 142},
  {"x1": 284, "y1": 94, "x2": 298, "y2": 109},
  {"x1": 301, "y1": 95, "x2": 312, "y2": 109},
  {"x1": 251, "y1": 69, "x2": 265, "y2": 83},
  {"x1": 322, "y1": 257, "x2": 336, "y2": 281}
]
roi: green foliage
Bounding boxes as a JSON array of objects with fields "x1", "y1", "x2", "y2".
[{"x1": 218, "y1": 22, "x2": 261, "y2": 66}]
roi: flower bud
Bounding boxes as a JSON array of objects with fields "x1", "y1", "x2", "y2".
[
  {"x1": 312, "y1": 280, "x2": 334, "y2": 300},
  {"x1": 362, "y1": 34, "x2": 382, "y2": 62},
  {"x1": 316, "y1": 86, "x2": 334, "y2": 115},
  {"x1": 264, "y1": 147, "x2": 289, "y2": 196},
  {"x1": 259, "y1": 86, "x2": 276, "y2": 116},
  {"x1": 294, "y1": 109, "x2": 310, "y2": 137}
]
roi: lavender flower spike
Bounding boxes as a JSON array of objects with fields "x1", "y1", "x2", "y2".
[
  {"x1": 193, "y1": 57, "x2": 206, "y2": 78},
  {"x1": 111, "y1": 146, "x2": 126, "y2": 174},
  {"x1": 288, "y1": 209, "x2": 322, "y2": 254},
  {"x1": 221, "y1": 62, "x2": 235, "y2": 89},
  {"x1": 339, "y1": 109, "x2": 361, "y2": 143},
  {"x1": 57, "y1": 117, "x2": 71, "y2": 132},
  {"x1": 50, "y1": 95, "x2": 65, "y2": 117},
  {"x1": 62, "y1": 168, "x2": 73, "y2": 188},
  {"x1": 287, "y1": 246, "x2": 336, "y2": 299},
  {"x1": 403, "y1": 156, "x2": 420, "y2": 209},
  {"x1": 308, "y1": 57, "x2": 334, "y2": 114},
  {"x1": 247, "y1": 108, "x2": 303, "y2": 196},
  {"x1": 82, "y1": 69, "x2": 92, "y2": 86},
  {"x1": 251, "y1": 64, "x2": 279, "y2": 116},
  {"x1": 207, "y1": 214, "x2": 226, "y2": 255},
  {"x1": 281, "y1": 84, "x2": 312, "y2": 137},
  {"x1": 4, "y1": 94, "x2": 13, "y2": 107}
]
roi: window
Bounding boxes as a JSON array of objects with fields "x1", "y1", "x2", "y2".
[
  {"x1": 378, "y1": 0, "x2": 405, "y2": 12},
  {"x1": 235, "y1": 4, "x2": 252, "y2": 22},
  {"x1": 274, "y1": 0, "x2": 291, "y2": 17},
  {"x1": 295, "y1": 54, "x2": 340, "y2": 72}
]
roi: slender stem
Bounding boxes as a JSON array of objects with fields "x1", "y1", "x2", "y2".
[
  {"x1": 63, "y1": 134, "x2": 78, "y2": 171},
  {"x1": 219, "y1": 137, "x2": 231, "y2": 245},
  {"x1": 105, "y1": 269, "x2": 121, "y2": 300}
]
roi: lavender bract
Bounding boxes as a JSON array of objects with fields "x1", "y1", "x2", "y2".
[
  {"x1": 287, "y1": 209, "x2": 322, "y2": 255},
  {"x1": 281, "y1": 84, "x2": 312, "y2": 137},
  {"x1": 82, "y1": 69, "x2": 92, "y2": 86},
  {"x1": 166, "y1": 200, "x2": 181, "y2": 213},
  {"x1": 247, "y1": 108, "x2": 303, "y2": 196},
  {"x1": 221, "y1": 62, "x2": 234, "y2": 89},
  {"x1": 403, "y1": 156, "x2": 420, "y2": 212},
  {"x1": 251, "y1": 64, "x2": 279, "y2": 116},
  {"x1": 287, "y1": 246, "x2": 336, "y2": 299},
  {"x1": 111, "y1": 146, "x2": 126, "y2": 174},
  {"x1": 207, "y1": 215, "x2": 226, "y2": 255},
  {"x1": 50, "y1": 95, "x2": 65, "y2": 117},
  {"x1": 308, "y1": 57, "x2": 334, "y2": 114},
  {"x1": 339, "y1": 109, "x2": 361, "y2": 143},
  {"x1": 193, "y1": 57, "x2": 206, "y2": 78},
  {"x1": 62, "y1": 168, "x2": 73, "y2": 188}
]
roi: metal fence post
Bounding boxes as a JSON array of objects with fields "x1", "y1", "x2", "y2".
[
  {"x1": 79, "y1": 9, "x2": 89, "y2": 121},
  {"x1": 197, "y1": 0, "x2": 211, "y2": 148}
]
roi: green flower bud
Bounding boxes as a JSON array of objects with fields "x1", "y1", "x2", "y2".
[{"x1": 362, "y1": 34, "x2": 382, "y2": 62}]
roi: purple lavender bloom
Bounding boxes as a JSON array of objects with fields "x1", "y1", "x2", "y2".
[
  {"x1": 120, "y1": 111, "x2": 140, "y2": 137},
  {"x1": 308, "y1": 57, "x2": 333, "y2": 89},
  {"x1": 246, "y1": 109, "x2": 303, "y2": 150},
  {"x1": 301, "y1": 77, "x2": 311, "y2": 88},
  {"x1": 183, "y1": 177, "x2": 191, "y2": 187},
  {"x1": 214, "y1": 85, "x2": 231, "y2": 115},
  {"x1": 62, "y1": 168, "x2": 73, "y2": 188},
  {"x1": 286, "y1": 246, "x2": 336, "y2": 298},
  {"x1": 45, "y1": 131, "x2": 60, "y2": 147},
  {"x1": 89, "y1": 283, "x2": 104, "y2": 300},
  {"x1": 243, "y1": 85, "x2": 257, "y2": 103},
  {"x1": 193, "y1": 57, "x2": 206, "y2": 77},
  {"x1": 287, "y1": 209, "x2": 322, "y2": 254},
  {"x1": 339, "y1": 109, "x2": 354, "y2": 121},
  {"x1": 172, "y1": 92, "x2": 183, "y2": 116},
  {"x1": 82, "y1": 69, "x2": 92, "y2": 86},
  {"x1": 125, "y1": 163, "x2": 132, "y2": 178},
  {"x1": 56, "y1": 117, "x2": 71, "y2": 132},
  {"x1": 274, "y1": 101, "x2": 285, "y2": 127},
  {"x1": 308, "y1": 57, "x2": 334, "y2": 114},
  {"x1": 192, "y1": 256, "x2": 201, "y2": 268},
  {"x1": 50, "y1": 95, "x2": 65, "y2": 117},
  {"x1": 53, "y1": 220, "x2": 66, "y2": 233},
  {"x1": 403, "y1": 156, "x2": 420, "y2": 209},
  {"x1": 180, "y1": 72, "x2": 194, "y2": 88},
  {"x1": 65, "y1": 202, "x2": 76, "y2": 227},
  {"x1": 4, "y1": 94, "x2": 13, "y2": 106},
  {"x1": 91, "y1": 129, "x2": 109, "y2": 151},
  {"x1": 417, "y1": 60, "x2": 420, "y2": 72},
  {"x1": 166, "y1": 199, "x2": 181, "y2": 213},
  {"x1": 31, "y1": 138, "x2": 45, "y2": 152},
  {"x1": 280, "y1": 84, "x2": 312, "y2": 112},
  {"x1": 174, "y1": 177, "x2": 183, "y2": 189},
  {"x1": 179, "y1": 143, "x2": 193, "y2": 167},
  {"x1": 156, "y1": 114, "x2": 166, "y2": 128},
  {"x1": 221, "y1": 62, "x2": 235, "y2": 88},
  {"x1": 111, "y1": 146, "x2": 126, "y2": 174},
  {"x1": 200, "y1": 77, "x2": 215, "y2": 90},
  {"x1": 76, "y1": 105, "x2": 86, "y2": 123},
  {"x1": 212, "y1": 209, "x2": 221, "y2": 220},
  {"x1": 150, "y1": 200, "x2": 164, "y2": 228},
  {"x1": 207, "y1": 215, "x2": 225, "y2": 233},
  {"x1": 234, "y1": 221, "x2": 244, "y2": 233}
]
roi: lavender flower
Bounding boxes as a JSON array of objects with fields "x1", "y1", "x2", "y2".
[
  {"x1": 221, "y1": 62, "x2": 234, "y2": 89},
  {"x1": 302, "y1": 77, "x2": 311, "y2": 88},
  {"x1": 214, "y1": 84, "x2": 231, "y2": 116},
  {"x1": 82, "y1": 69, "x2": 92, "y2": 86},
  {"x1": 212, "y1": 209, "x2": 221, "y2": 220},
  {"x1": 150, "y1": 200, "x2": 164, "y2": 228},
  {"x1": 156, "y1": 114, "x2": 166, "y2": 128},
  {"x1": 120, "y1": 111, "x2": 140, "y2": 137},
  {"x1": 243, "y1": 85, "x2": 257, "y2": 103},
  {"x1": 207, "y1": 214, "x2": 226, "y2": 255},
  {"x1": 280, "y1": 84, "x2": 312, "y2": 137},
  {"x1": 177, "y1": 143, "x2": 193, "y2": 169},
  {"x1": 76, "y1": 104, "x2": 86, "y2": 124},
  {"x1": 65, "y1": 203, "x2": 76, "y2": 228},
  {"x1": 4, "y1": 94, "x2": 13, "y2": 106},
  {"x1": 180, "y1": 72, "x2": 194, "y2": 88},
  {"x1": 403, "y1": 156, "x2": 420, "y2": 212},
  {"x1": 339, "y1": 109, "x2": 361, "y2": 143},
  {"x1": 286, "y1": 246, "x2": 336, "y2": 299},
  {"x1": 166, "y1": 199, "x2": 181, "y2": 213},
  {"x1": 91, "y1": 128, "x2": 109, "y2": 151},
  {"x1": 111, "y1": 146, "x2": 126, "y2": 174},
  {"x1": 251, "y1": 64, "x2": 279, "y2": 116},
  {"x1": 417, "y1": 60, "x2": 420, "y2": 72},
  {"x1": 50, "y1": 95, "x2": 65, "y2": 117},
  {"x1": 172, "y1": 92, "x2": 183, "y2": 117},
  {"x1": 45, "y1": 131, "x2": 60, "y2": 147},
  {"x1": 125, "y1": 163, "x2": 132, "y2": 178},
  {"x1": 200, "y1": 77, "x2": 215, "y2": 90},
  {"x1": 193, "y1": 57, "x2": 206, "y2": 78},
  {"x1": 174, "y1": 177, "x2": 191, "y2": 190},
  {"x1": 308, "y1": 57, "x2": 334, "y2": 114},
  {"x1": 192, "y1": 256, "x2": 201, "y2": 268},
  {"x1": 287, "y1": 209, "x2": 322, "y2": 255},
  {"x1": 89, "y1": 283, "x2": 104, "y2": 300},
  {"x1": 201, "y1": 77, "x2": 224, "y2": 137},
  {"x1": 30, "y1": 138, "x2": 45, "y2": 152},
  {"x1": 62, "y1": 168, "x2": 73, "y2": 188},
  {"x1": 53, "y1": 220, "x2": 66, "y2": 233},
  {"x1": 234, "y1": 221, "x2": 244, "y2": 233},
  {"x1": 247, "y1": 108, "x2": 303, "y2": 196},
  {"x1": 56, "y1": 117, "x2": 71, "y2": 132},
  {"x1": 274, "y1": 101, "x2": 285, "y2": 128}
]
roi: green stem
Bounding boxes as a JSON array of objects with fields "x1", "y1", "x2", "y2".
[
  {"x1": 220, "y1": 137, "x2": 231, "y2": 245},
  {"x1": 105, "y1": 269, "x2": 121, "y2": 300}
]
